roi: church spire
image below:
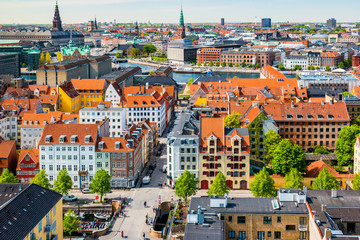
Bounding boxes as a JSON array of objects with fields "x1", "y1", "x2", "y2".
[
  {"x1": 179, "y1": 6, "x2": 184, "y2": 27},
  {"x1": 53, "y1": 1, "x2": 63, "y2": 31}
]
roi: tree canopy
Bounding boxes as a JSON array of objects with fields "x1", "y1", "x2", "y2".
[
  {"x1": 325, "y1": 65, "x2": 331, "y2": 71},
  {"x1": 336, "y1": 125, "x2": 360, "y2": 166},
  {"x1": 53, "y1": 169, "x2": 73, "y2": 195},
  {"x1": 312, "y1": 168, "x2": 339, "y2": 190},
  {"x1": 313, "y1": 145, "x2": 330, "y2": 155},
  {"x1": 0, "y1": 169, "x2": 18, "y2": 183},
  {"x1": 272, "y1": 139, "x2": 307, "y2": 174},
  {"x1": 338, "y1": 61, "x2": 345, "y2": 69},
  {"x1": 228, "y1": 62, "x2": 233, "y2": 67},
  {"x1": 45, "y1": 52, "x2": 51, "y2": 64},
  {"x1": 207, "y1": 172, "x2": 230, "y2": 196},
  {"x1": 56, "y1": 51, "x2": 62, "y2": 62},
  {"x1": 250, "y1": 168, "x2": 277, "y2": 198},
  {"x1": 264, "y1": 129, "x2": 282, "y2": 164},
  {"x1": 209, "y1": 61, "x2": 214, "y2": 67},
  {"x1": 186, "y1": 77, "x2": 193, "y2": 86},
  {"x1": 30, "y1": 169, "x2": 51, "y2": 188},
  {"x1": 255, "y1": 63, "x2": 261, "y2": 68},
  {"x1": 63, "y1": 209, "x2": 79, "y2": 239},
  {"x1": 39, "y1": 52, "x2": 45, "y2": 67},
  {"x1": 130, "y1": 48, "x2": 140, "y2": 58},
  {"x1": 115, "y1": 51, "x2": 122, "y2": 58},
  {"x1": 284, "y1": 168, "x2": 304, "y2": 189},
  {"x1": 352, "y1": 173, "x2": 360, "y2": 190},
  {"x1": 175, "y1": 170, "x2": 199, "y2": 202},
  {"x1": 224, "y1": 112, "x2": 241, "y2": 128},
  {"x1": 278, "y1": 63, "x2": 285, "y2": 70},
  {"x1": 143, "y1": 44, "x2": 157, "y2": 55},
  {"x1": 221, "y1": 62, "x2": 226, "y2": 67},
  {"x1": 241, "y1": 61, "x2": 247, "y2": 68},
  {"x1": 89, "y1": 168, "x2": 111, "y2": 203}
]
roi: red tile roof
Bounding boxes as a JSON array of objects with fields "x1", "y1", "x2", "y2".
[{"x1": 71, "y1": 78, "x2": 106, "y2": 90}]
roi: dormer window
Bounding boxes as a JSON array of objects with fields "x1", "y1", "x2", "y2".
[
  {"x1": 307, "y1": 114, "x2": 313, "y2": 119},
  {"x1": 35, "y1": 121, "x2": 39, "y2": 125},
  {"x1": 115, "y1": 141, "x2": 121, "y2": 150},
  {"x1": 45, "y1": 135, "x2": 52, "y2": 143},
  {"x1": 29, "y1": 121, "x2": 33, "y2": 125},
  {"x1": 128, "y1": 139, "x2": 134, "y2": 146},
  {"x1": 327, "y1": 114, "x2": 334, "y2": 119},
  {"x1": 297, "y1": 114, "x2": 303, "y2": 119},
  {"x1": 43, "y1": 121, "x2": 47, "y2": 125},
  {"x1": 99, "y1": 141, "x2": 105, "y2": 150},
  {"x1": 317, "y1": 114, "x2": 323, "y2": 119},
  {"x1": 142, "y1": 101, "x2": 147, "y2": 105},
  {"x1": 150, "y1": 101, "x2": 155, "y2": 105},
  {"x1": 24, "y1": 121, "x2": 28, "y2": 125},
  {"x1": 126, "y1": 143, "x2": 130, "y2": 148},
  {"x1": 286, "y1": 114, "x2": 292, "y2": 119},
  {"x1": 71, "y1": 135, "x2": 77, "y2": 143},
  {"x1": 134, "y1": 101, "x2": 138, "y2": 105},
  {"x1": 59, "y1": 135, "x2": 66, "y2": 143},
  {"x1": 85, "y1": 135, "x2": 91, "y2": 143}
]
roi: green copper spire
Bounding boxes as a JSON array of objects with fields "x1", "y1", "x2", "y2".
[{"x1": 179, "y1": 7, "x2": 184, "y2": 27}]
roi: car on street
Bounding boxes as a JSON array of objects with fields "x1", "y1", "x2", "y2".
[
  {"x1": 149, "y1": 163, "x2": 156, "y2": 170},
  {"x1": 63, "y1": 194, "x2": 78, "y2": 201},
  {"x1": 142, "y1": 176, "x2": 151, "y2": 185},
  {"x1": 81, "y1": 188, "x2": 91, "y2": 194}
]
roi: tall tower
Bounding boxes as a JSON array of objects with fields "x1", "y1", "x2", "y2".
[
  {"x1": 52, "y1": 1, "x2": 63, "y2": 31},
  {"x1": 179, "y1": 7, "x2": 185, "y2": 39},
  {"x1": 135, "y1": 21, "x2": 139, "y2": 35}
]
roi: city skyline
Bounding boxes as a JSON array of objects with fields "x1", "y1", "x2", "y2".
[{"x1": 0, "y1": 0, "x2": 359, "y2": 25}]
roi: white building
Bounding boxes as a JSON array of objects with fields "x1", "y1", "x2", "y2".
[
  {"x1": 125, "y1": 93, "x2": 166, "y2": 136},
  {"x1": 79, "y1": 102, "x2": 126, "y2": 137},
  {"x1": 0, "y1": 114, "x2": 17, "y2": 140},
  {"x1": 284, "y1": 56, "x2": 309, "y2": 70},
  {"x1": 104, "y1": 82, "x2": 122, "y2": 107},
  {"x1": 38, "y1": 123, "x2": 108, "y2": 189},
  {"x1": 167, "y1": 112, "x2": 199, "y2": 187},
  {"x1": 21, "y1": 112, "x2": 78, "y2": 149}
]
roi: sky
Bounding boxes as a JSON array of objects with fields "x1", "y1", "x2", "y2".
[{"x1": 0, "y1": 0, "x2": 359, "y2": 25}]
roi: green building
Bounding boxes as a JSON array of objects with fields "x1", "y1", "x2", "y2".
[{"x1": 95, "y1": 152, "x2": 111, "y2": 174}]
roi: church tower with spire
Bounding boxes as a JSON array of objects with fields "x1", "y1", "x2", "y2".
[
  {"x1": 52, "y1": 1, "x2": 63, "y2": 31},
  {"x1": 179, "y1": 7, "x2": 185, "y2": 39}
]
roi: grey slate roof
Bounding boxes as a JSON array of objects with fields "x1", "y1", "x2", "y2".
[
  {"x1": 193, "y1": 74, "x2": 227, "y2": 85},
  {"x1": 0, "y1": 183, "x2": 62, "y2": 240},
  {"x1": 142, "y1": 76, "x2": 178, "y2": 88}
]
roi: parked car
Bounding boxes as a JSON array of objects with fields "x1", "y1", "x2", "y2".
[
  {"x1": 149, "y1": 163, "x2": 156, "y2": 170},
  {"x1": 81, "y1": 188, "x2": 91, "y2": 194},
  {"x1": 63, "y1": 194, "x2": 78, "y2": 201},
  {"x1": 142, "y1": 176, "x2": 151, "y2": 185}
]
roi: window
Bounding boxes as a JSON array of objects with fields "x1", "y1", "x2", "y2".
[
  {"x1": 257, "y1": 231, "x2": 265, "y2": 240},
  {"x1": 237, "y1": 216, "x2": 245, "y2": 224},
  {"x1": 300, "y1": 217, "x2": 307, "y2": 225},
  {"x1": 299, "y1": 231, "x2": 307, "y2": 240},
  {"x1": 228, "y1": 216, "x2": 232, "y2": 222},
  {"x1": 268, "y1": 231, "x2": 271, "y2": 237},
  {"x1": 277, "y1": 216, "x2": 281, "y2": 223},
  {"x1": 274, "y1": 231, "x2": 281, "y2": 239},
  {"x1": 286, "y1": 225, "x2": 296, "y2": 231},
  {"x1": 228, "y1": 231, "x2": 235, "y2": 239},
  {"x1": 263, "y1": 216, "x2": 272, "y2": 224},
  {"x1": 238, "y1": 231, "x2": 246, "y2": 240}
]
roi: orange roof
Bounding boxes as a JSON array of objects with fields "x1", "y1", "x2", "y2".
[
  {"x1": 0, "y1": 141, "x2": 16, "y2": 160},
  {"x1": 21, "y1": 112, "x2": 78, "y2": 127},
  {"x1": 308, "y1": 97, "x2": 326, "y2": 103},
  {"x1": 16, "y1": 149, "x2": 39, "y2": 170},
  {"x1": 351, "y1": 86, "x2": 360, "y2": 97},
  {"x1": 305, "y1": 160, "x2": 339, "y2": 178},
  {"x1": 1, "y1": 99, "x2": 40, "y2": 112},
  {"x1": 96, "y1": 137, "x2": 134, "y2": 152},
  {"x1": 124, "y1": 93, "x2": 164, "y2": 108},
  {"x1": 38, "y1": 124, "x2": 98, "y2": 145},
  {"x1": 39, "y1": 94, "x2": 58, "y2": 104},
  {"x1": 123, "y1": 86, "x2": 175, "y2": 99},
  {"x1": 260, "y1": 65, "x2": 287, "y2": 80},
  {"x1": 321, "y1": 52, "x2": 340, "y2": 57},
  {"x1": 241, "y1": 105, "x2": 261, "y2": 127},
  {"x1": 28, "y1": 85, "x2": 49, "y2": 93},
  {"x1": 71, "y1": 78, "x2": 106, "y2": 90}
]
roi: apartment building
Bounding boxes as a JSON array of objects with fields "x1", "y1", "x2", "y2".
[
  {"x1": 185, "y1": 189, "x2": 309, "y2": 240},
  {"x1": 320, "y1": 52, "x2": 343, "y2": 69},
  {"x1": 79, "y1": 102, "x2": 126, "y2": 137},
  {"x1": 16, "y1": 149, "x2": 39, "y2": 183},
  {"x1": 196, "y1": 48, "x2": 221, "y2": 64},
  {"x1": 104, "y1": 82, "x2": 122, "y2": 107},
  {"x1": 262, "y1": 101, "x2": 350, "y2": 150},
  {"x1": 199, "y1": 116, "x2": 250, "y2": 190},
  {"x1": 38, "y1": 123, "x2": 108, "y2": 189},
  {"x1": 167, "y1": 112, "x2": 199, "y2": 187},
  {"x1": 0, "y1": 141, "x2": 18, "y2": 175},
  {"x1": 0, "y1": 183, "x2": 63, "y2": 240},
  {"x1": 220, "y1": 50, "x2": 276, "y2": 67},
  {"x1": 71, "y1": 78, "x2": 108, "y2": 108},
  {"x1": 58, "y1": 81, "x2": 81, "y2": 113}
]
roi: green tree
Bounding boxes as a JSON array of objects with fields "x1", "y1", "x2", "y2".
[
  {"x1": 45, "y1": 52, "x2": 51, "y2": 64},
  {"x1": 63, "y1": 209, "x2": 79, "y2": 240},
  {"x1": 53, "y1": 169, "x2": 73, "y2": 195},
  {"x1": 39, "y1": 52, "x2": 45, "y2": 67},
  {"x1": 175, "y1": 170, "x2": 199, "y2": 202},
  {"x1": 264, "y1": 129, "x2": 282, "y2": 164},
  {"x1": 248, "y1": 63, "x2": 253, "y2": 68},
  {"x1": 312, "y1": 168, "x2": 339, "y2": 190},
  {"x1": 313, "y1": 145, "x2": 330, "y2": 155},
  {"x1": 224, "y1": 112, "x2": 241, "y2": 128},
  {"x1": 167, "y1": 30, "x2": 172, "y2": 35},
  {"x1": 354, "y1": 115, "x2": 360, "y2": 125},
  {"x1": 22, "y1": 63, "x2": 27, "y2": 68},
  {"x1": 325, "y1": 65, "x2": 331, "y2": 71},
  {"x1": 209, "y1": 61, "x2": 214, "y2": 67},
  {"x1": 316, "y1": 66, "x2": 320, "y2": 70},
  {"x1": 30, "y1": 169, "x2": 51, "y2": 188},
  {"x1": 255, "y1": 63, "x2": 261, "y2": 68},
  {"x1": 89, "y1": 168, "x2": 111, "y2": 203},
  {"x1": 250, "y1": 168, "x2": 277, "y2": 198},
  {"x1": 197, "y1": 62, "x2": 202, "y2": 66},
  {"x1": 56, "y1": 51, "x2": 62, "y2": 62},
  {"x1": 0, "y1": 169, "x2": 18, "y2": 183},
  {"x1": 187, "y1": 77, "x2": 193, "y2": 86},
  {"x1": 352, "y1": 173, "x2": 360, "y2": 190},
  {"x1": 203, "y1": 62, "x2": 207, "y2": 66},
  {"x1": 143, "y1": 44, "x2": 157, "y2": 56},
  {"x1": 241, "y1": 61, "x2": 246, "y2": 68},
  {"x1": 272, "y1": 139, "x2": 307, "y2": 174},
  {"x1": 215, "y1": 62, "x2": 220, "y2": 67},
  {"x1": 228, "y1": 62, "x2": 233, "y2": 67},
  {"x1": 284, "y1": 169, "x2": 304, "y2": 188},
  {"x1": 336, "y1": 125, "x2": 360, "y2": 166},
  {"x1": 221, "y1": 61, "x2": 226, "y2": 67},
  {"x1": 294, "y1": 65, "x2": 302, "y2": 70},
  {"x1": 130, "y1": 48, "x2": 140, "y2": 58},
  {"x1": 234, "y1": 63, "x2": 240, "y2": 67},
  {"x1": 278, "y1": 63, "x2": 285, "y2": 70},
  {"x1": 115, "y1": 51, "x2": 122, "y2": 58},
  {"x1": 338, "y1": 61, "x2": 345, "y2": 69},
  {"x1": 207, "y1": 172, "x2": 230, "y2": 196}
]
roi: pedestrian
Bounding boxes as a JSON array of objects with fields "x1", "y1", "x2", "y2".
[
  {"x1": 144, "y1": 201, "x2": 147, "y2": 207},
  {"x1": 146, "y1": 213, "x2": 148, "y2": 219},
  {"x1": 143, "y1": 232, "x2": 146, "y2": 240},
  {"x1": 121, "y1": 230, "x2": 124, "y2": 238}
]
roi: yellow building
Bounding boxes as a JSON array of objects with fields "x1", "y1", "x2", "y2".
[
  {"x1": 71, "y1": 78, "x2": 107, "y2": 107},
  {"x1": 0, "y1": 183, "x2": 63, "y2": 240},
  {"x1": 199, "y1": 116, "x2": 251, "y2": 190},
  {"x1": 59, "y1": 82, "x2": 81, "y2": 113}
]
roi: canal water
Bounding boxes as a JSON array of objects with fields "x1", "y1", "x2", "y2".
[{"x1": 116, "y1": 62, "x2": 295, "y2": 83}]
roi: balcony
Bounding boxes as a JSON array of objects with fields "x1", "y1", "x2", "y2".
[
  {"x1": 44, "y1": 220, "x2": 57, "y2": 233},
  {"x1": 78, "y1": 170, "x2": 88, "y2": 176},
  {"x1": 298, "y1": 224, "x2": 308, "y2": 231}
]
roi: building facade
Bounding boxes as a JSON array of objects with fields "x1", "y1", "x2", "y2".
[
  {"x1": 16, "y1": 149, "x2": 39, "y2": 183},
  {"x1": 71, "y1": 78, "x2": 107, "y2": 108}
]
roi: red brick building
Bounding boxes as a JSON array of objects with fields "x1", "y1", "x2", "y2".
[
  {"x1": 220, "y1": 50, "x2": 276, "y2": 67},
  {"x1": 0, "y1": 141, "x2": 18, "y2": 175},
  {"x1": 321, "y1": 52, "x2": 343, "y2": 68},
  {"x1": 16, "y1": 149, "x2": 39, "y2": 183},
  {"x1": 196, "y1": 48, "x2": 222, "y2": 64},
  {"x1": 353, "y1": 53, "x2": 360, "y2": 67}
]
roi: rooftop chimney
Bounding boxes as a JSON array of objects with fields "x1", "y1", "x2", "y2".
[{"x1": 321, "y1": 100, "x2": 324, "y2": 105}]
